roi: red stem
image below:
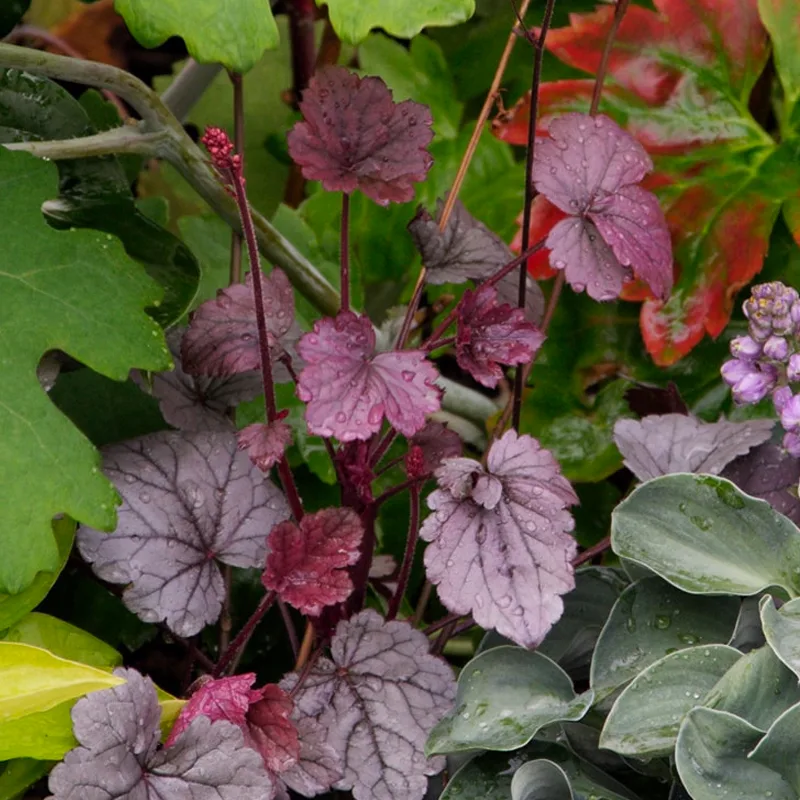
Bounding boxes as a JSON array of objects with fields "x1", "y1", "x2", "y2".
[
  {"x1": 340, "y1": 192, "x2": 351, "y2": 313},
  {"x1": 386, "y1": 485, "x2": 421, "y2": 620},
  {"x1": 374, "y1": 476, "x2": 426, "y2": 507},
  {"x1": 572, "y1": 535, "x2": 611, "y2": 567},
  {"x1": 288, "y1": 0, "x2": 317, "y2": 106},
  {"x1": 590, "y1": 0, "x2": 630, "y2": 116},
  {"x1": 213, "y1": 591, "x2": 275, "y2": 677},
  {"x1": 228, "y1": 72, "x2": 245, "y2": 285}
]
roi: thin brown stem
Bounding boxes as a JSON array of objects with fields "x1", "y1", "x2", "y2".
[
  {"x1": 412, "y1": 580, "x2": 434, "y2": 626},
  {"x1": 340, "y1": 192, "x2": 351, "y2": 312},
  {"x1": 295, "y1": 622, "x2": 315, "y2": 670},
  {"x1": 387, "y1": 485, "x2": 421, "y2": 620},
  {"x1": 278, "y1": 599, "x2": 301, "y2": 660},
  {"x1": 213, "y1": 591, "x2": 275, "y2": 677},
  {"x1": 589, "y1": 0, "x2": 630, "y2": 116},
  {"x1": 572, "y1": 535, "x2": 611, "y2": 567},
  {"x1": 219, "y1": 565, "x2": 233, "y2": 654},
  {"x1": 288, "y1": 0, "x2": 317, "y2": 107},
  {"x1": 431, "y1": 620, "x2": 459, "y2": 656},
  {"x1": 423, "y1": 612, "x2": 470, "y2": 637}
]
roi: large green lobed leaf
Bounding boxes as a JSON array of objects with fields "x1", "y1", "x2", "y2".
[{"x1": 0, "y1": 150, "x2": 169, "y2": 593}]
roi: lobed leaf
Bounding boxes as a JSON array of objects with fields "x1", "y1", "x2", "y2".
[{"x1": 237, "y1": 421, "x2": 293, "y2": 472}]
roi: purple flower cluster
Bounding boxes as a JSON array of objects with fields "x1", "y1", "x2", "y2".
[{"x1": 722, "y1": 282, "x2": 800, "y2": 456}]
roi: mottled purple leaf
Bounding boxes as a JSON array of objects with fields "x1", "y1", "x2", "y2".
[
  {"x1": 182, "y1": 268, "x2": 297, "y2": 381},
  {"x1": 279, "y1": 716, "x2": 343, "y2": 798},
  {"x1": 77, "y1": 430, "x2": 290, "y2": 636},
  {"x1": 456, "y1": 285, "x2": 545, "y2": 388},
  {"x1": 613, "y1": 414, "x2": 775, "y2": 481},
  {"x1": 263, "y1": 507, "x2": 362, "y2": 615},
  {"x1": 723, "y1": 442, "x2": 800, "y2": 527},
  {"x1": 289, "y1": 610, "x2": 456, "y2": 800},
  {"x1": 409, "y1": 422, "x2": 462, "y2": 477},
  {"x1": 287, "y1": 66, "x2": 433, "y2": 206},
  {"x1": 237, "y1": 420, "x2": 292, "y2": 471},
  {"x1": 297, "y1": 312, "x2": 441, "y2": 440},
  {"x1": 133, "y1": 328, "x2": 262, "y2": 431},
  {"x1": 48, "y1": 668, "x2": 273, "y2": 800},
  {"x1": 533, "y1": 112, "x2": 672, "y2": 301},
  {"x1": 420, "y1": 430, "x2": 578, "y2": 648}
]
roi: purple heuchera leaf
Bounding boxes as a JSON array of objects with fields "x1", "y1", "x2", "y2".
[
  {"x1": 533, "y1": 112, "x2": 673, "y2": 302},
  {"x1": 613, "y1": 414, "x2": 775, "y2": 481},
  {"x1": 456, "y1": 284, "x2": 545, "y2": 388},
  {"x1": 287, "y1": 66, "x2": 433, "y2": 206},
  {"x1": 237, "y1": 420, "x2": 293, "y2": 471},
  {"x1": 167, "y1": 674, "x2": 300, "y2": 779},
  {"x1": 77, "y1": 430, "x2": 290, "y2": 636},
  {"x1": 182, "y1": 267, "x2": 298, "y2": 381},
  {"x1": 48, "y1": 668, "x2": 273, "y2": 800},
  {"x1": 278, "y1": 716, "x2": 343, "y2": 799},
  {"x1": 297, "y1": 311, "x2": 441, "y2": 440},
  {"x1": 420, "y1": 430, "x2": 578, "y2": 648},
  {"x1": 263, "y1": 507, "x2": 363, "y2": 616},
  {"x1": 408, "y1": 421, "x2": 462, "y2": 477},
  {"x1": 288, "y1": 609, "x2": 456, "y2": 800},
  {"x1": 723, "y1": 442, "x2": 800, "y2": 527},
  {"x1": 133, "y1": 327, "x2": 262, "y2": 432}
]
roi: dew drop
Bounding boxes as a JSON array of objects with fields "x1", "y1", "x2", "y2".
[
  {"x1": 498, "y1": 595, "x2": 512, "y2": 609},
  {"x1": 335, "y1": 411, "x2": 347, "y2": 423}
]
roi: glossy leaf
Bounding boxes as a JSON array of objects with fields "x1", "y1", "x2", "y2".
[
  {"x1": 0, "y1": 759, "x2": 49, "y2": 800},
  {"x1": 511, "y1": 760, "x2": 572, "y2": 800},
  {"x1": 600, "y1": 644, "x2": 741, "y2": 756},
  {"x1": 237, "y1": 420, "x2": 292, "y2": 471},
  {"x1": 427, "y1": 647, "x2": 592, "y2": 755},
  {"x1": 590, "y1": 576, "x2": 740, "y2": 701},
  {"x1": 316, "y1": 0, "x2": 475, "y2": 44},
  {"x1": 757, "y1": 0, "x2": 800, "y2": 123},
  {"x1": 749, "y1": 703, "x2": 800, "y2": 792},
  {"x1": 611, "y1": 474, "x2": 800, "y2": 597},
  {"x1": 760, "y1": 596, "x2": 800, "y2": 679},
  {"x1": 115, "y1": 0, "x2": 278, "y2": 72},
  {"x1": 279, "y1": 715, "x2": 343, "y2": 797},
  {"x1": 77, "y1": 430, "x2": 290, "y2": 636},
  {"x1": 0, "y1": 151, "x2": 168, "y2": 594}
]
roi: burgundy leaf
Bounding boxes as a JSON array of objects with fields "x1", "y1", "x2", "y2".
[
  {"x1": 420, "y1": 430, "x2": 578, "y2": 648},
  {"x1": 289, "y1": 610, "x2": 456, "y2": 800},
  {"x1": 263, "y1": 507, "x2": 363, "y2": 616},
  {"x1": 77, "y1": 430, "x2": 290, "y2": 636},
  {"x1": 456, "y1": 284, "x2": 546, "y2": 388},
  {"x1": 297, "y1": 311, "x2": 441, "y2": 440},
  {"x1": 723, "y1": 442, "x2": 800, "y2": 527},
  {"x1": 237, "y1": 420, "x2": 292, "y2": 471},
  {"x1": 613, "y1": 414, "x2": 775, "y2": 481},
  {"x1": 287, "y1": 66, "x2": 433, "y2": 206},
  {"x1": 533, "y1": 112, "x2": 673, "y2": 301},
  {"x1": 625, "y1": 381, "x2": 689, "y2": 417},
  {"x1": 182, "y1": 267, "x2": 298, "y2": 380},
  {"x1": 49, "y1": 668, "x2": 274, "y2": 800},
  {"x1": 133, "y1": 327, "x2": 262, "y2": 431},
  {"x1": 409, "y1": 422, "x2": 463, "y2": 477}
]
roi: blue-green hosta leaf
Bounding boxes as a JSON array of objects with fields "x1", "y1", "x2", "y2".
[
  {"x1": 600, "y1": 645, "x2": 741, "y2": 757},
  {"x1": 590, "y1": 576, "x2": 740, "y2": 701},
  {"x1": 676, "y1": 708, "x2": 794, "y2": 800},
  {"x1": 760, "y1": 595, "x2": 800, "y2": 679},
  {"x1": 749, "y1": 703, "x2": 800, "y2": 793},
  {"x1": 611, "y1": 474, "x2": 800, "y2": 597},
  {"x1": 426, "y1": 647, "x2": 592, "y2": 755},
  {"x1": 511, "y1": 760, "x2": 573, "y2": 800}
]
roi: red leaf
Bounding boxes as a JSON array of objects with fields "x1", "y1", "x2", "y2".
[
  {"x1": 237, "y1": 420, "x2": 292, "y2": 471},
  {"x1": 263, "y1": 508, "x2": 363, "y2": 615}
]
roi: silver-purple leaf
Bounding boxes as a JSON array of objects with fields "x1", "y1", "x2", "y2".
[
  {"x1": 77, "y1": 430, "x2": 290, "y2": 636},
  {"x1": 133, "y1": 328, "x2": 262, "y2": 432},
  {"x1": 237, "y1": 420, "x2": 293, "y2": 471},
  {"x1": 420, "y1": 430, "x2": 578, "y2": 648},
  {"x1": 48, "y1": 668, "x2": 274, "y2": 800},
  {"x1": 613, "y1": 414, "x2": 775, "y2": 482},
  {"x1": 279, "y1": 716, "x2": 344, "y2": 798},
  {"x1": 289, "y1": 610, "x2": 456, "y2": 800}
]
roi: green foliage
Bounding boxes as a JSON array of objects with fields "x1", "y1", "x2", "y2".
[
  {"x1": 0, "y1": 1, "x2": 30, "y2": 38},
  {"x1": 115, "y1": 0, "x2": 279, "y2": 73}
]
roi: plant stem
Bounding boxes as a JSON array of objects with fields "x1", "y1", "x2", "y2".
[
  {"x1": 295, "y1": 622, "x2": 315, "y2": 670},
  {"x1": 512, "y1": 0, "x2": 557, "y2": 432},
  {"x1": 431, "y1": 620, "x2": 459, "y2": 655},
  {"x1": 229, "y1": 71, "x2": 245, "y2": 285},
  {"x1": 278, "y1": 599, "x2": 301, "y2": 660},
  {"x1": 340, "y1": 192, "x2": 351, "y2": 312},
  {"x1": 386, "y1": 485, "x2": 421, "y2": 620},
  {"x1": 288, "y1": 0, "x2": 317, "y2": 106},
  {"x1": 4, "y1": 127, "x2": 169, "y2": 158},
  {"x1": 161, "y1": 59, "x2": 223, "y2": 122},
  {"x1": 374, "y1": 476, "x2": 425, "y2": 507},
  {"x1": 572, "y1": 535, "x2": 610, "y2": 567},
  {"x1": 412, "y1": 580, "x2": 433, "y2": 625},
  {"x1": 213, "y1": 591, "x2": 275, "y2": 677},
  {"x1": 589, "y1": 0, "x2": 630, "y2": 116}
]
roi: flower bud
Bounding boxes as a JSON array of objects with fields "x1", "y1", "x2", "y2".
[
  {"x1": 789, "y1": 354, "x2": 800, "y2": 383},
  {"x1": 781, "y1": 393, "x2": 800, "y2": 431},
  {"x1": 763, "y1": 335, "x2": 790, "y2": 362},
  {"x1": 774, "y1": 385, "x2": 793, "y2": 413},
  {"x1": 721, "y1": 358, "x2": 756, "y2": 388},
  {"x1": 732, "y1": 368, "x2": 776, "y2": 405},
  {"x1": 784, "y1": 431, "x2": 800, "y2": 458},
  {"x1": 730, "y1": 335, "x2": 762, "y2": 361}
]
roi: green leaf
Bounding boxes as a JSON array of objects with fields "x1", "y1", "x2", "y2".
[
  {"x1": 358, "y1": 34, "x2": 463, "y2": 139},
  {"x1": 1, "y1": 613, "x2": 122, "y2": 670},
  {"x1": 749, "y1": 703, "x2": 800, "y2": 792},
  {"x1": 676, "y1": 708, "x2": 794, "y2": 800},
  {"x1": 441, "y1": 752, "x2": 515, "y2": 800},
  {"x1": 0, "y1": 150, "x2": 169, "y2": 594},
  {"x1": 0, "y1": 699, "x2": 76, "y2": 762},
  {"x1": 702, "y1": 644, "x2": 800, "y2": 732},
  {"x1": 0, "y1": 0, "x2": 30, "y2": 37},
  {"x1": 0, "y1": 518, "x2": 74, "y2": 631},
  {"x1": 0, "y1": 643, "x2": 124, "y2": 723},
  {"x1": 590, "y1": 577, "x2": 740, "y2": 702},
  {"x1": 317, "y1": 0, "x2": 475, "y2": 44},
  {"x1": 760, "y1": 595, "x2": 800, "y2": 679},
  {"x1": 511, "y1": 760, "x2": 573, "y2": 800},
  {"x1": 611, "y1": 473, "x2": 800, "y2": 597},
  {"x1": 426, "y1": 647, "x2": 593, "y2": 755},
  {"x1": 757, "y1": 0, "x2": 800, "y2": 125},
  {"x1": 0, "y1": 759, "x2": 50, "y2": 800},
  {"x1": 600, "y1": 645, "x2": 741, "y2": 757},
  {"x1": 114, "y1": 0, "x2": 279, "y2": 72}
]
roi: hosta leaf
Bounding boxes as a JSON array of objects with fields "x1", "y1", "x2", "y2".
[
  {"x1": 316, "y1": 0, "x2": 475, "y2": 44},
  {"x1": 760, "y1": 595, "x2": 800, "y2": 679},
  {"x1": 511, "y1": 760, "x2": 573, "y2": 800},
  {"x1": 0, "y1": 151, "x2": 169, "y2": 595},
  {"x1": 676, "y1": 708, "x2": 793, "y2": 800},
  {"x1": 48, "y1": 668, "x2": 273, "y2": 799},
  {"x1": 114, "y1": 0, "x2": 278, "y2": 72},
  {"x1": 77, "y1": 430, "x2": 290, "y2": 636},
  {"x1": 600, "y1": 644, "x2": 741, "y2": 756},
  {"x1": 590, "y1": 576, "x2": 740, "y2": 701},
  {"x1": 611, "y1": 473, "x2": 800, "y2": 597},
  {"x1": 290, "y1": 610, "x2": 456, "y2": 800},
  {"x1": 701, "y1": 644, "x2": 800, "y2": 732},
  {"x1": 749, "y1": 703, "x2": 800, "y2": 792},
  {"x1": 426, "y1": 647, "x2": 592, "y2": 755}
]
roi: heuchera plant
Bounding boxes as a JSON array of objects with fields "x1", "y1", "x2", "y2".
[{"x1": 10, "y1": 1, "x2": 800, "y2": 799}]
